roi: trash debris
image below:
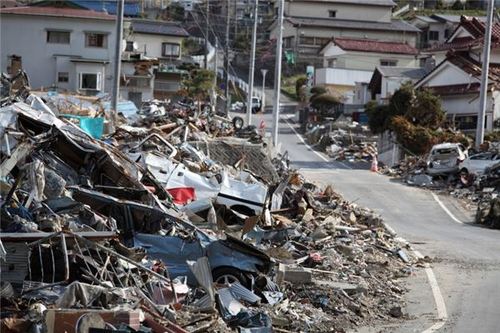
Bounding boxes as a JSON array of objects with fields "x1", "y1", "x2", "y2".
[{"x1": 0, "y1": 73, "x2": 417, "y2": 332}]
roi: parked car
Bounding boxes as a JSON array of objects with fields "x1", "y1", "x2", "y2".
[
  {"x1": 459, "y1": 152, "x2": 500, "y2": 175},
  {"x1": 427, "y1": 143, "x2": 468, "y2": 175},
  {"x1": 251, "y1": 97, "x2": 262, "y2": 113}
]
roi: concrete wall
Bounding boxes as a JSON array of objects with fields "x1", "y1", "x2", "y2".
[
  {"x1": 0, "y1": 14, "x2": 116, "y2": 93},
  {"x1": 279, "y1": 1, "x2": 392, "y2": 22}
]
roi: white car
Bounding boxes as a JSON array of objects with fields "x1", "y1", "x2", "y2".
[
  {"x1": 427, "y1": 143, "x2": 468, "y2": 175},
  {"x1": 459, "y1": 152, "x2": 500, "y2": 175}
]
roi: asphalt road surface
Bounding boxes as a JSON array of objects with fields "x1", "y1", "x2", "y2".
[{"x1": 235, "y1": 108, "x2": 500, "y2": 333}]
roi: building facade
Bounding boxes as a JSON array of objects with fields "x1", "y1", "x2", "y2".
[{"x1": 0, "y1": 6, "x2": 116, "y2": 95}]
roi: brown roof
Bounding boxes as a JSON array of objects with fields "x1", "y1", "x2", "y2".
[
  {"x1": 424, "y1": 16, "x2": 500, "y2": 52},
  {"x1": 0, "y1": 6, "x2": 115, "y2": 20},
  {"x1": 332, "y1": 37, "x2": 418, "y2": 55},
  {"x1": 427, "y1": 83, "x2": 481, "y2": 96},
  {"x1": 416, "y1": 51, "x2": 500, "y2": 93}
]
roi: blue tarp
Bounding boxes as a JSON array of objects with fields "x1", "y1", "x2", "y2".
[
  {"x1": 61, "y1": 115, "x2": 104, "y2": 139},
  {"x1": 72, "y1": 0, "x2": 140, "y2": 16},
  {"x1": 102, "y1": 100, "x2": 139, "y2": 118}
]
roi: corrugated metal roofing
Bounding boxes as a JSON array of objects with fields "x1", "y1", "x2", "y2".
[{"x1": 0, "y1": 5, "x2": 115, "y2": 20}]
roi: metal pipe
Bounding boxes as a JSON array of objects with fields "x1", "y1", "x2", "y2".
[
  {"x1": 246, "y1": 0, "x2": 259, "y2": 125},
  {"x1": 272, "y1": 0, "x2": 284, "y2": 146},
  {"x1": 111, "y1": 0, "x2": 125, "y2": 131}
]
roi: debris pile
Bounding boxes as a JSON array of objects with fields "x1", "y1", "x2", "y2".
[
  {"x1": 305, "y1": 117, "x2": 377, "y2": 163},
  {"x1": 0, "y1": 75, "x2": 415, "y2": 332}
]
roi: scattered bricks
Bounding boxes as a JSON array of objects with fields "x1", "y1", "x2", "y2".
[{"x1": 277, "y1": 264, "x2": 313, "y2": 284}]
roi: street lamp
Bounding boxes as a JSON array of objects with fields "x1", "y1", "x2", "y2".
[{"x1": 261, "y1": 69, "x2": 268, "y2": 111}]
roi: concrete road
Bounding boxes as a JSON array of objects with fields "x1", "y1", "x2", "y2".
[{"x1": 239, "y1": 110, "x2": 500, "y2": 332}]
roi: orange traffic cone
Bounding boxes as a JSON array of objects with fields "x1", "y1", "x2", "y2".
[
  {"x1": 371, "y1": 155, "x2": 378, "y2": 172},
  {"x1": 259, "y1": 119, "x2": 266, "y2": 136}
]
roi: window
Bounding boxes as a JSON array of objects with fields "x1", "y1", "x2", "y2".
[
  {"x1": 162, "y1": 43, "x2": 180, "y2": 57},
  {"x1": 380, "y1": 59, "x2": 397, "y2": 66},
  {"x1": 283, "y1": 37, "x2": 293, "y2": 48},
  {"x1": 429, "y1": 30, "x2": 439, "y2": 41},
  {"x1": 300, "y1": 36, "x2": 315, "y2": 45},
  {"x1": 315, "y1": 37, "x2": 330, "y2": 46},
  {"x1": 79, "y1": 73, "x2": 101, "y2": 90},
  {"x1": 444, "y1": 29, "x2": 451, "y2": 39},
  {"x1": 57, "y1": 72, "x2": 69, "y2": 83},
  {"x1": 85, "y1": 33, "x2": 107, "y2": 48},
  {"x1": 328, "y1": 10, "x2": 336, "y2": 18},
  {"x1": 327, "y1": 58, "x2": 337, "y2": 68},
  {"x1": 47, "y1": 30, "x2": 70, "y2": 44},
  {"x1": 125, "y1": 41, "x2": 134, "y2": 52}
]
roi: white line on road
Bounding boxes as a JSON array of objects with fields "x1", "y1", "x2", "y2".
[
  {"x1": 431, "y1": 193, "x2": 464, "y2": 224},
  {"x1": 414, "y1": 250, "x2": 448, "y2": 333}
]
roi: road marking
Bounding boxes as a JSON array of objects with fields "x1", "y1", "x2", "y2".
[
  {"x1": 413, "y1": 250, "x2": 448, "y2": 333},
  {"x1": 431, "y1": 193, "x2": 464, "y2": 224},
  {"x1": 282, "y1": 116, "x2": 354, "y2": 170}
]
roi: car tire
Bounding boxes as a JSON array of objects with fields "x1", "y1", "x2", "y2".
[
  {"x1": 212, "y1": 267, "x2": 249, "y2": 287},
  {"x1": 232, "y1": 116, "x2": 244, "y2": 130}
]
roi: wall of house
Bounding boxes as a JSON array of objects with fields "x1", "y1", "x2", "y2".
[
  {"x1": 271, "y1": 23, "x2": 418, "y2": 49},
  {"x1": 381, "y1": 76, "x2": 415, "y2": 98},
  {"x1": 323, "y1": 51, "x2": 418, "y2": 71},
  {"x1": 441, "y1": 94, "x2": 494, "y2": 130},
  {"x1": 129, "y1": 33, "x2": 184, "y2": 59},
  {"x1": 279, "y1": 1, "x2": 392, "y2": 22},
  {"x1": 0, "y1": 14, "x2": 115, "y2": 93},
  {"x1": 422, "y1": 62, "x2": 477, "y2": 86}
]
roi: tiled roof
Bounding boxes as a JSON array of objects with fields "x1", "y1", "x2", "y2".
[
  {"x1": 0, "y1": 6, "x2": 115, "y2": 19},
  {"x1": 333, "y1": 37, "x2": 418, "y2": 55},
  {"x1": 424, "y1": 16, "x2": 500, "y2": 52},
  {"x1": 131, "y1": 20, "x2": 189, "y2": 37},
  {"x1": 416, "y1": 51, "x2": 500, "y2": 92},
  {"x1": 286, "y1": 16, "x2": 420, "y2": 33}
]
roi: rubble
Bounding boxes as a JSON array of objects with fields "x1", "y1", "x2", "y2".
[{"x1": 0, "y1": 74, "x2": 417, "y2": 332}]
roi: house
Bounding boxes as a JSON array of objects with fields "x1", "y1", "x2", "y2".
[
  {"x1": 415, "y1": 51, "x2": 500, "y2": 135},
  {"x1": 0, "y1": 6, "x2": 116, "y2": 95},
  {"x1": 421, "y1": 16, "x2": 498, "y2": 64},
  {"x1": 415, "y1": 16, "x2": 500, "y2": 134},
  {"x1": 368, "y1": 66, "x2": 427, "y2": 104},
  {"x1": 315, "y1": 37, "x2": 419, "y2": 103},
  {"x1": 268, "y1": 0, "x2": 420, "y2": 67},
  {"x1": 123, "y1": 19, "x2": 190, "y2": 101},
  {"x1": 410, "y1": 14, "x2": 485, "y2": 49}
]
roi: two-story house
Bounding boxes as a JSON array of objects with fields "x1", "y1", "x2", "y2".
[
  {"x1": 122, "y1": 19, "x2": 190, "y2": 101},
  {"x1": 415, "y1": 17, "x2": 500, "y2": 135},
  {"x1": 269, "y1": 0, "x2": 420, "y2": 67},
  {"x1": 0, "y1": 6, "x2": 116, "y2": 95},
  {"x1": 315, "y1": 37, "x2": 419, "y2": 102}
]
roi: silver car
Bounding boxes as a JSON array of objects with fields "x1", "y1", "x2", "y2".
[{"x1": 427, "y1": 143, "x2": 468, "y2": 175}]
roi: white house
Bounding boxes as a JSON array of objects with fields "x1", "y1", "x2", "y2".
[
  {"x1": 368, "y1": 66, "x2": 427, "y2": 104},
  {"x1": 123, "y1": 19, "x2": 190, "y2": 101},
  {"x1": 315, "y1": 37, "x2": 419, "y2": 103},
  {"x1": 268, "y1": 0, "x2": 420, "y2": 67},
  {"x1": 415, "y1": 51, "x2": 500, "y2": 134},
  {"x1": 0, "y1": 6, "x2": 116, "y2": 95}
]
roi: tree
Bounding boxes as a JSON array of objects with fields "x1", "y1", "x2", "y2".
[
  {"x1": 365, "y1": 100, "x2": 390, "y2": 134},
  {"x1": 178, "y1": 65, "x2": 214, "y2": 111},
  {"x1": 451, "y1": 0, "x2": 465, "y2": 10},
  {"x1": 295, "y1": 76, "x2": 307, "y2": 102},
  {"x1": 310, "y1": 93, "x2": 341, "y2": 115},
  {"x1": 406, "y1": 88, "x2": 445, "y2": 129}
]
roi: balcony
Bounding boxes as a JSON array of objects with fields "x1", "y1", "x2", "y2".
[{"x1": 154, "y1": 80, "x2": 180, "y2": 92}]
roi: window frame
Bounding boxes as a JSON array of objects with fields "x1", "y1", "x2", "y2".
[
  {"x1": 429, "y1": 30, "x2": 439, "y2": 41},
  {"x1": 380, "y1": 59, "x2": 398, "y2": 67},
  {"x1": 79, "y1": 72, "x2": 102, "y2": 91},
  {"x1": 161, "y1": 43, "x2": 180, "y2": 57},
  {"x1": 57, "y1": 72, "x2": 69, "y2": 83},
  {"x1": 46, "y1": 30, "x2": 71, "y2": 44},
  {"x1": 85, "y1": 33, "x2": 107, "y2": 48},
  {"x1": 328, "y1": 10, "x2": 337, "y2": 18}
]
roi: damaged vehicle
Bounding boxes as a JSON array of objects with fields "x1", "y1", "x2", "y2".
[
  {"x1": 427, "y1": 143, "x2": 468, "y2": 175},
  {"x1": 70, "y1": 186, "x2": 273, "y2": 287},
  {"x1": 459, "y1": 152, "x2": 500, "y2": 175}
]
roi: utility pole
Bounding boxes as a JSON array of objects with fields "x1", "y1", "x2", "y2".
[
  {"x1": 224, "y1": 0, "x2": 230, "y2": 115},
  {"x1": 213, "y1": 37, "x2": 218, "y2": 111},
  {"x1": 272, "y1": 0, "x2": 284, "y2": 146},
  {"x1": 111, "y1": 0, "x2": 124, "y2": 130},
  {"x1": 476, "y1": 0, "x2": 494, "y2": 148},
  {"x1": 204, "y1": 0, "x2": 209, "y2": 69},
  {"x1": 246, "y1": 0, "x2": 259, "y2": 125},
  {"x1": 261, "y1": 68, "x2": 268, "y2": 111}
]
